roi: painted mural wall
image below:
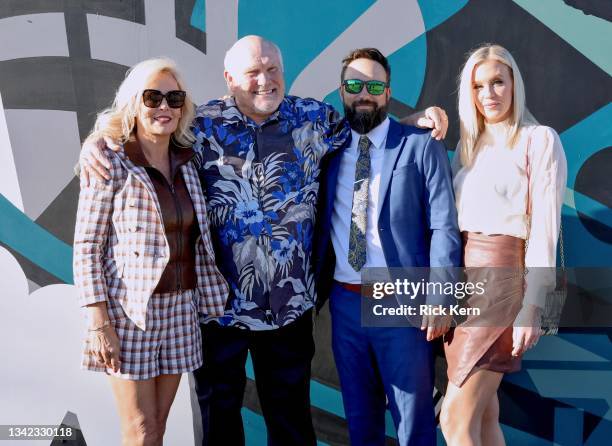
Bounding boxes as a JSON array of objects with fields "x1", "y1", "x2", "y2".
[{"x1": 0, "y1": 1, "x2": 610, "y2": 445}]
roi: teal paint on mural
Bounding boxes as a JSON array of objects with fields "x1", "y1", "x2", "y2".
[
  {"x1": 387, "y1": 33, "x2": 427, "y2": 108},
  {"x1": 310, "y1": 378, "x2": 344, "y2": 419},
  {"x1": 385, "y1": 411, "x2": 396, "y2": 439},
  {"x1": 242, "y1": 407, "x2": 269, "y2": 445},
  {"x1": 561, "y1": 208, "x2": 612, "y2": 267},
  {"x1": 562, "y1": 334, "x2": 612, "y2": 360},
  {"x1": 573, "y1": 190, "x2": 612, "y2": 229},
  {"x1": 436, "y1": 428, "x2": 445, "y2": 444},
  {"x1": 553, "y1": 106, "x2": 612, "y2": 267},
  {"x1": 501, "y1": 336, "x2": 612, "y2": 394},
  {"x1": 584, "y1": 419, "x2": 612, "y2": 446},
  {"x1": 501, "y1": 422, "x2": 559, "y2": 446},
  {"x1": 246, "y1": 352, "x2": 255, "y2": 378},
  {"x1": 249, "y1": 352, "x2": 345, "y2": 421},
  {"x1": 389, "y1": 0, "x2": 467, "y2": 107},
  {"x1": 248, "y1": 352, "x2": 399, "y2": 438},
  {"x1": 312, "y1": 378, "x2": 398, "y2": 439},
  {"x1": 244, "y1": 357, "x2": 319, "y2": 443},
  {"x1": 565, "y1": 186, "x2": 612, "y2": 235},
  {"x1": 417, "y1": 0, "x2": 469, "y2": 31},
  {"x1": 563, "y1": 397, "x2": 611, "y2": 419},
  {"x1": 0, "y1": 194, "x2": 73, "y2": 283},
  {"x1": 555, "y1": 407, "x2": 584, "y2": 445},
  {"x1": 190, "y1": 0, "x2": 206, "y2": 32},
  {"x1": 238, "y1": 0, "x2": 375, "y2": 90},
  {"x1": 243, "y1": 408, "x2": 330, "y2": 445},
  {"x1": 322, "y1": 89, "x2": 343, "y2": 116},
  {"x1": 560, "y1": 103, "x2": 612, "y2": 188},
  {"x1": 523, "y1": 335, "x2": 609, "y2": 363},
  {"x1": 558, "y1": 103, "x2": 612, "y2": 266},
  {"x1": 513, "y1": 0, "x2": 612, "y2": 76},
  {"x1": 502, "y1": 369, "x2": 539, "y2": 393},
  {"x1": 525, "y1": 369, "x2": 612, "y2": 418}
]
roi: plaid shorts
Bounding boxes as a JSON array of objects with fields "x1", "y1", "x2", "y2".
[{"x1": 81, "y1": 288, "x2": 202, "y2": 380}]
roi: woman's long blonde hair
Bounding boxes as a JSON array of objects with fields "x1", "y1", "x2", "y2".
[
  {"x1": 91, "y1": 57, "x2": 195, "y2": 146},
  {"x1": 457, "y1": 44, "x2": 537, "y2": 167}
]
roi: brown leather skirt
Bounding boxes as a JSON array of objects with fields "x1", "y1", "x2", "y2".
[{"x1": 444, "y1": 232, "x2": 525, "y2": 387}]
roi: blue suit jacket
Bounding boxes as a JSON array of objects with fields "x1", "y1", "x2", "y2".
[{"x1": 313, "y1": 118, "x2": 461, "y2": 310}]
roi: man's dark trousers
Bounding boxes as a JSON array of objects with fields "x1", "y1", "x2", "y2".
[{"x1": 193, "y1": 310, "x2": 316, "y2": 446}]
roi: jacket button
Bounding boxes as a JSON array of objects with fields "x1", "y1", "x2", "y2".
[{"x1": 133, "y1": 251, "x2": 140, "y2": 257}]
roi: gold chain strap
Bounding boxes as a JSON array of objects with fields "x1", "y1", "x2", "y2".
[{"x1": 559, "y1": 222, "x2": 565, "y2": 269}]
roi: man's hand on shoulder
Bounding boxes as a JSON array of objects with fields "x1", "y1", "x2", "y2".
[
  {"x1": 401, "y1": 106, "x2": 449, "y2": 140},
  {"x1": 79, "y1": 134, "x2": 121, "y2": 185}
]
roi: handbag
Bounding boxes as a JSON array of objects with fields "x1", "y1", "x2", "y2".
[{"x1": 524, "y1": 130, "x2": 567, "y2": 335}]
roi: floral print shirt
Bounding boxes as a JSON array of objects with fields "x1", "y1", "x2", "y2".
[{"x1": 193, "y1": 96, "x2": 349, "y2": 330}]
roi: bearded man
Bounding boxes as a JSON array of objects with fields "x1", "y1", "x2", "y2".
[{"x1": 312, "y1": 48, "x2": 461, "y2": 446}]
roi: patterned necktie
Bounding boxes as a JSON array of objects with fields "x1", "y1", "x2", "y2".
[{"x1": 348, "y1": 135, "x2": 371, "y2": 272}]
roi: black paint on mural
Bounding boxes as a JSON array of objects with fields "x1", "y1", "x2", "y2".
[
  {"x1": 416, "y1": 0, "x2": 612, "y2": 150},
  {"x1": 175, "y1": 0, "x2": 207, "y2": 54},
  {"x1": 564, "y1": 0, "x2": 612, "y2": 22},
  {"x1": 0, "y1": 0, "x2": 145, "y2": 23},
  {"x1": 575, "y1": 148, "x2": 612, "y2": 244}
]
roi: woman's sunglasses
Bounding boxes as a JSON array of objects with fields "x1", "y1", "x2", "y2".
[
  {"x1": 342, "y1": 79, "x2": 388, "y2": 96},
  {"x1": 142, "y1": 89, "x2": 186, "y2": 108}
]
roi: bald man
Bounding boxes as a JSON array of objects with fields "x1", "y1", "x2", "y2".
[{"x1": 79, "y1": 35, "x2": 449, "y2": 445}]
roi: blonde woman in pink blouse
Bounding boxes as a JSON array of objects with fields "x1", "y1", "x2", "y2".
[{"x1": 440, "y1": 44, "x2": 567, "y2": 445}]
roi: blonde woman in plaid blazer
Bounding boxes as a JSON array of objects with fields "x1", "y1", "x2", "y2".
[{"x1": 73, "y1": 58, "x2": 228, "y2": 445}]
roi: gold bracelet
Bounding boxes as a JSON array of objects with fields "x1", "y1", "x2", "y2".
[{"x1": 88, "y1": 320, "x2": 111, "y2": 332}]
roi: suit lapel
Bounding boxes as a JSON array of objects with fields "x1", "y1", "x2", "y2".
[{"x1": 377, "y1": 119, "x2": 405, "y2": 219}]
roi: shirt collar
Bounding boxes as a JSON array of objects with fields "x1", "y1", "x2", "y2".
[{"x1": 349, "y1": 116, "x2": 390, "y2": 152}]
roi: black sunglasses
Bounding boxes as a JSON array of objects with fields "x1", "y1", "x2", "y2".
[
  {"x1": 342, "y1": 79, "x2": 388, "y2": 95},
  {"x1": 142, "y1": 89, "x2": 186, "y2": 108}
]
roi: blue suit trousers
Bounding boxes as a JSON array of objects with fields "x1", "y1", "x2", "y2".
[{"x1": 330, "y1": 283, "x2": 436, "y2": 446}]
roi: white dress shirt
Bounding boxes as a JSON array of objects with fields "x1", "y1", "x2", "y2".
[{"x1": 332, "y1": 118, "x2": 390, "y2": 284}]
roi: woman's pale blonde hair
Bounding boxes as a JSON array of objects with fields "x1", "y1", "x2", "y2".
[
  {"x1": 457, "y1": 44, "x2": 537, "y2": 166},
  {"x1": 92, "y1": 57, "x2": 195, "y2": 146}
]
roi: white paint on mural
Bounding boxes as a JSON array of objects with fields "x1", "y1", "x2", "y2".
[
  {"x1": 4, "y1": 109, "x2": 80, "y2": 219},
  {"x1": 0, "y1": 13, "x2": 69, "y2": 62},
  {"x1": 0, "y1": 92, "x2": 23, "y2": 211},
  {"x1": 87, "y1": 0, "x2": 239, "y2": 105},
  {"x1": 290, "y1": 0, "x2": 425, "y2": 99},
  {"x1": 86, "y1": 12, "x2": 144, "y2": 68},
  {"x1": 0, "y1": 246, "x2": 196, "y2": 445},
  {"x1": 204, "y1": 0, "x2": 240, "y2": 58}
]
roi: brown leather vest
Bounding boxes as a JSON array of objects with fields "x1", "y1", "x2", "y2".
[{"x1": 124, "y1": 139, "x2": 200, "y2": 293}]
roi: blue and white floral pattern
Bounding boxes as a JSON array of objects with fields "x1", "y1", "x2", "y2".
[{"x1": 193, "y1": 96, "x2": 349, "y2": 330}]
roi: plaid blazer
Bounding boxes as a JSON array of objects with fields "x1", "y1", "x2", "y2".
[{"x1": 73, "y1": 148, "x2": 228, "y2": 330}]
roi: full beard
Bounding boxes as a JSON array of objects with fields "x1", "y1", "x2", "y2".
[{"x1": 344, "y1": 100, "x2": 388, "y2": 134}]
